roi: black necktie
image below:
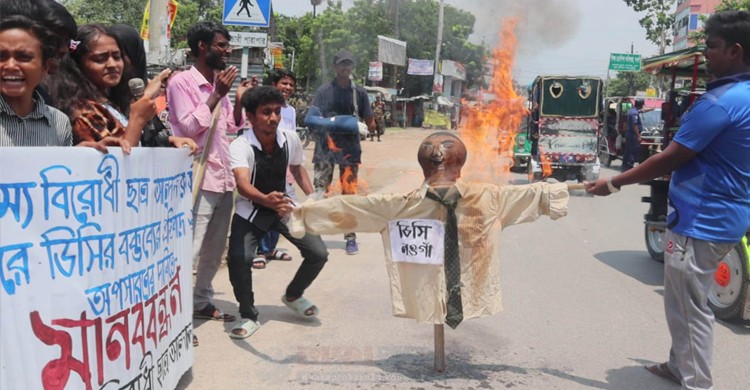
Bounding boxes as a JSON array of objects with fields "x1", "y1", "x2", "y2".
[{"x1": 425, "y1": 188, "x2": 463, "y2": 329}]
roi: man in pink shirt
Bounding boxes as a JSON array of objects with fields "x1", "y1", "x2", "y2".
[{"x1": 167, "y1": 22, "x2": 250, "y2": 336}]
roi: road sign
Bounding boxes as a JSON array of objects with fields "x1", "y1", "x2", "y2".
[
  {"x1": 609, "y1": 53, "x2": 642, "y2": 72},
  {"x1": 229, "y1": 32, "x2": 268, "y2": 48},
  {"x1": 223, "y1": 0, "x2": 271, "y2": 27}
]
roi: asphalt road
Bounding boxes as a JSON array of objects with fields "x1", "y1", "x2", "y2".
[{"x1": 177, "y1": 128, "x2": 749, "y2": 390}]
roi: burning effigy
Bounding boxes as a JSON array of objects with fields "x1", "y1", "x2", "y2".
[{"x1": 289, "y1": 18, "x2": 581, "y2": 372}]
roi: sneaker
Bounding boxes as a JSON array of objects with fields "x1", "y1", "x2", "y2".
[{"x1": 345, "y1": 239, "x2": 359, "y2": 255}]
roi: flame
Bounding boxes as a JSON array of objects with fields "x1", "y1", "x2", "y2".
[
  {"x1": 540, "y1": 151, "x2": 553, "y2": 178},
  {"x1": 460, "y1": 18, "x2": 528, "y2": 185},
  {"x1": 327, "y1": 135, "x2": 342, "y2": 152},
  {"x1": 320, "y1": 137, "x2": 369, "y2": 196}
]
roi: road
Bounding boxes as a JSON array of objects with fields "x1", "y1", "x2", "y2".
[{"x1": 178, "y1": 128, "x2": 749, "y2": 390}]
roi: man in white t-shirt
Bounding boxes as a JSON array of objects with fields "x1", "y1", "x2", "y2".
[
  {"x1": 254, "y1": 69, "x2": 303, "y2": 267},
  {"x1": 226, "y1": 86, "x2": 328, "y2": 339}
]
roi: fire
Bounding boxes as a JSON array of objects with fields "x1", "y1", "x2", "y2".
[
  {"x1": 327, "y1": 135, "x2": 342, "y2": 152},
  {"x1": 460, "y1": 18, "x2": 528, "y2": 185},
  {"x1": 321, "y1": 137, "x2": 368, "y2": 196}
]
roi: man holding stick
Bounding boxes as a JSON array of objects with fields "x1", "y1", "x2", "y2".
[{"x1": 586, "y1": 10, "x2": 750, "y2": 389}]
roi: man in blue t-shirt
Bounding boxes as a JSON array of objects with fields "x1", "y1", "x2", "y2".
[{"x1": 586, "y1": 10, "x2": 750, "y2": 390}]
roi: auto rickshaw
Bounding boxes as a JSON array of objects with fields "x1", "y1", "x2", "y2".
[
  {"x1": 640, "y1": 46, "x2": 749, "y2": 320},
  {"x1": 526, "y1": 75, "x2": 603, "y2": 182}
]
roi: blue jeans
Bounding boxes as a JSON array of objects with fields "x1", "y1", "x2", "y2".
[
  {"x1": 227, "y1": 214, "x2": 329, "y2": 320},
  {"x1": 258, "y1": 230, "x2": 280, "y2": 255}
]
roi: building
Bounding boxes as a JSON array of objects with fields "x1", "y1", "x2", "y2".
[{"x1": 672, "y1": 0, "x2": 722, "y2": 50}]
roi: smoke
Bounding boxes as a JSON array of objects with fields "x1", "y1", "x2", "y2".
[{"x1": 447, "y1": 0, "x2": 580, "y2": 50}]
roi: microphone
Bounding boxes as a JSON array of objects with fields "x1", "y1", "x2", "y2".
[
  {"x1": 128, "y1": 78, "x2": 146, "y2": 99},
  {"x1": 128, "y1": 78, "x2": 157, "y2": 145}
]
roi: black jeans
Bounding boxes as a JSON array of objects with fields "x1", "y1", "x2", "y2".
[{"x1": 227, "y1": 214, "x2": 329, "y2": 320}]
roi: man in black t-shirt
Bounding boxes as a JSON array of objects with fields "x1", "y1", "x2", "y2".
[{"x1": 307, "y1": 49, "x2": 374, "y2": 255}]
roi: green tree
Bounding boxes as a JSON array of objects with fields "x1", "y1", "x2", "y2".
[
  {"x1": 622, "y1": 0, "x2": 677, "y2": 54},
  {"x1": 606, "y1": 71, "x2": 652, "y2": 96}
]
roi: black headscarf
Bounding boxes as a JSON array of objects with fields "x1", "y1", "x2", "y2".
[{"x1": 109, "y1": 24, "x2": 148, "y2": 82}]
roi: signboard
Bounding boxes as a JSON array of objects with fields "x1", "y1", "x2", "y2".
[
  {"x1": 609, "y1": 53, "x2": 642, "y2": 72},
  {"x1": 0, "y1": 148, "x2": 194, "y2": 390},
  {"x1": 229, "y1": 31, "x2": 268, "y2": 48},
  {"x1": 223, "y1": 0, "x2": 271, "y2": 27},
  {"x1": 368, "y1": 62, "x2": 383, "y2": 81}
]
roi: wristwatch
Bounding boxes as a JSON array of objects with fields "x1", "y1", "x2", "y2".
[{"x1": 607, "y1": 177, "x2": 621, "y2": 193}]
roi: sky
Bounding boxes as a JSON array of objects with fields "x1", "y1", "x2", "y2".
[{"x1": 271, "y1": 0, "x2": 662, "y2": 85}]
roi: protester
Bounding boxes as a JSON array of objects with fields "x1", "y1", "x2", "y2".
[
  {"x1": 305, "y1": 48, "x2": 375, "y2": 255},
  {"x1": 0, "y1": 16, "x2": 123, "y2": 153},
  {"x1": 586, "y1": 10, "x2": 750, "y2": 389},
  {"x1": 227, "y1": 86, "x2": 327, "y2": 338},
  {"x1": 109, "y1": 24, "x2": 196, "y2": 152},
  {"x1": 45, "y1": 24, "x2": 157, "y2": 148},
  {"x1": 253, "y1": 69, "x2": 303, "y2": 269},
  {"x1": 0, "y1": 16, "x2": 70, "y2": 146},
  {"x1": 0, "y1": 0, "x2": 77, "y2": 106},
  {"x1": 166, "y1": 22, "x2": 250, "y2": 330}
]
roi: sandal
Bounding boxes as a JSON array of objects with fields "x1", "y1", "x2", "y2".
[
  {"x1": 281, "y1": 295, "x2": 319, "y2": 318},
  {"x1": 229, "y1": 318, "x2": 260, "y2": 339},
  {"x1": 645, "y1": 362, "x2": 681, "y2": 385},
  {"x1": 193, "y1": 304, "x2": 237, "y2": 322},
  {"x1": 252, "y1": 255, "x2": 267, "y2": 269},
  {"x1": 267, "y1": 249, "x2": 292, "y2": 261}
]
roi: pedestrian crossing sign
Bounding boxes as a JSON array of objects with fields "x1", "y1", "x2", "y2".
[{"x1": 223, "y1": 0, "x2": 271, "y2": 27}]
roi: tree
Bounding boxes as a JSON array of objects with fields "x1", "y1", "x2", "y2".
[
  {"x1": 606, "y1": 71, "x2": 652, "y2": 97},
  {"x1": 622, "y1": 0, "x2": 677, "y2": 54}
]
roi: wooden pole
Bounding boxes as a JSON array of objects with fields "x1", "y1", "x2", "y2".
[{"x1": 434, "y1": 324, "x2": 445, "y2": 372}]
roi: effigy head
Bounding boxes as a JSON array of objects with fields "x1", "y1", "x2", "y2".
[{"x1": 417, "y1": 132, "x2": 467, "y2": 187}]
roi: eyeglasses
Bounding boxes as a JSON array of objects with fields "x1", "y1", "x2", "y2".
[{"x1": 212, "y1": 42, "x2": 232, "y2": 51}]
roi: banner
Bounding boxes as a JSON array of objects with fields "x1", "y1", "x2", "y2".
[
  {"x1": 368, "y1": 62, "x2": 383, "y2": 81},
  {"x1": 377, "y1": 35, "x2": 407, "y2": 66},
  {"x1": 0, "y1": 148, "x2": 194, "y2": 390},
  {"x1": 407, "y1": 59, "x2": 434, "y2": 76},
  {"x1": 141, "y1": 0, "x2": 179, "y2": 40},
  {"x1": 432, "y1": 74, "x2": 443, "y2": 93}
]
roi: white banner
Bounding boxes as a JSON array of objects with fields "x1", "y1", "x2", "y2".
[
  {"x1": 368, "y1": 61, "x2": 383, "y2": 81},
  {"x1": 407, "y1": 59, "x2": 434, "y2": 76},
  {"x1": 0, "y1": 148, "x2": 194, "y2": 390},
  {"x1": 377, "y1": 35, "x2": 407, "y2": 66}
]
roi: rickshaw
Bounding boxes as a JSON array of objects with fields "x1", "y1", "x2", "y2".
[
  {"x1": 526, "y1": 75, "x2": 603, "y2": 182},
  {"x1": 640, "y1": 46, "x2": 749, "y2": 320}
]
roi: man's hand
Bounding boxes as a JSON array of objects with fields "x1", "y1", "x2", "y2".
[
  {"x1": 585, "y1": 179, "x2": 613, "y2": 196},
  {"x1": 236, "y1": 79, "x2": 252, "y2": 102},
  {"x1": 77, "y1": 137, "x2": 132, "y2": 155},
  {"x1": 214, "y1": 66, "x2": 239, "y2": 98},
  {"x1": 263, "y1": 191, "x2": 291, "y2": 213},
  {"x1": 168, "y1": 136, "x2": 198, "y2": 155}
]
